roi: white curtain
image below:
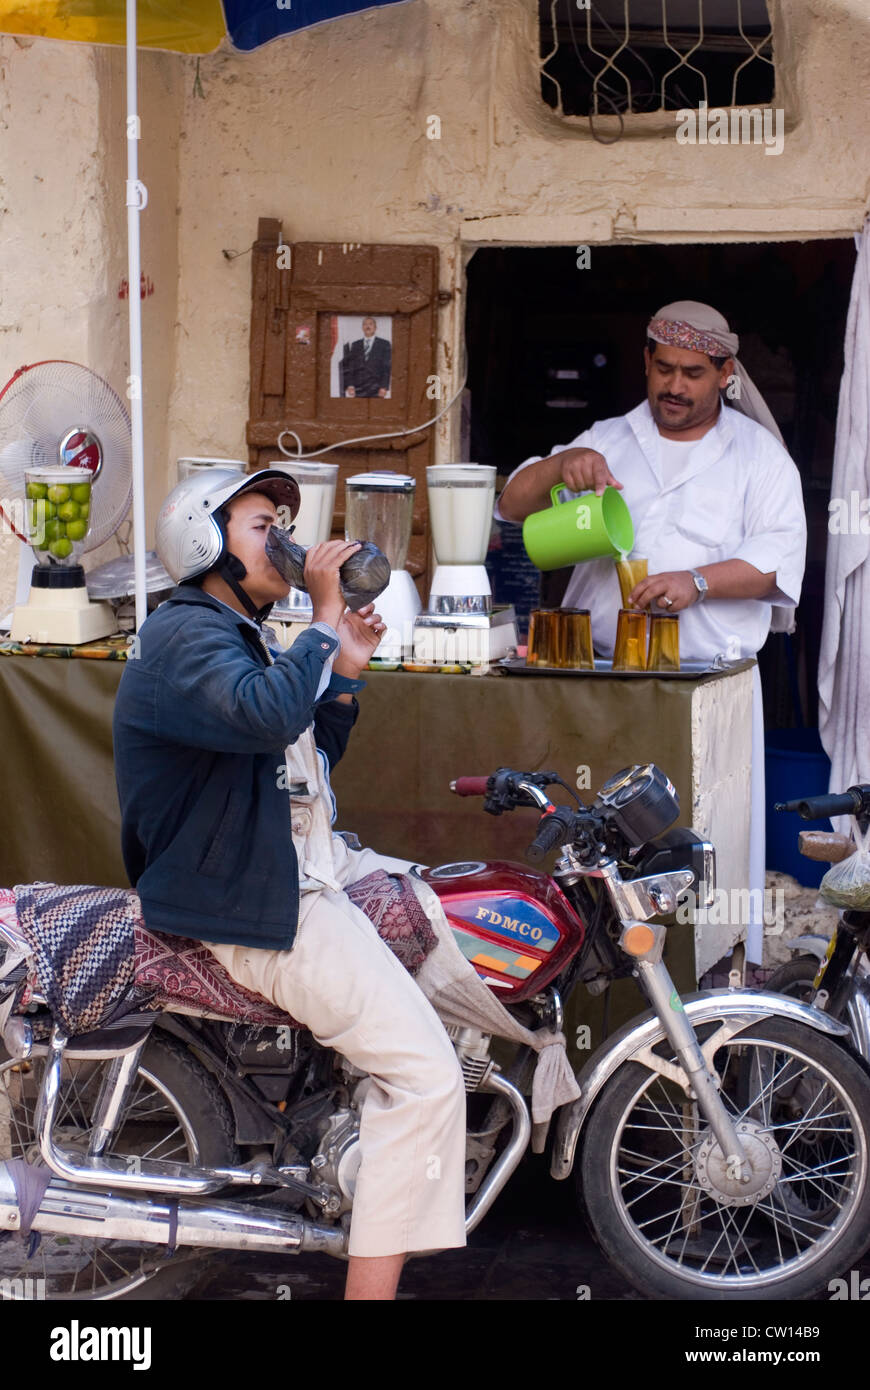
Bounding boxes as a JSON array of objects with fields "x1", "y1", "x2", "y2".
[{"x1": 818, "y1": 222, "x2": 870, "y2": 812}]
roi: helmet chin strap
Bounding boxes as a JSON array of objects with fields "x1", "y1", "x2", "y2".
[{"x1": 218, "y1": 554, "x2": 274, "y2": 627}]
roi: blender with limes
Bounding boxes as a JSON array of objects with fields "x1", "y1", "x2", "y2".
[
  {"x1": 27, "y1": 467, "x2": 93, "y2": 562},
  {"x1": 11, "y1": 465, "x2": 116, "y2": 643}
]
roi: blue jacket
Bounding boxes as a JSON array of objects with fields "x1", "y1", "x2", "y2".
[{"x1": 112, "y1": 585, "x2": 364, "y2": 951}]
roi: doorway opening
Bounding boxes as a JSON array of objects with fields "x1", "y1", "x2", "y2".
[{"x1": 466, "y1": 239, "x2": 854, "y2": 732}]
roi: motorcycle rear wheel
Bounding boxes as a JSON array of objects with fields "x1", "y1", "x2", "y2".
[
  {"x1": 766, "y1": 955, "x2": 824, "y2": 1003},
  {"x1": 767, "y1": 954, "x2": 867, "y2": 1054},
  {"x1": 579, "y1": 1016, "x2": 870, "y2": 1300},
  {"x1": 0, "y1": 1032, "x2": 238, "y2": 1300}
]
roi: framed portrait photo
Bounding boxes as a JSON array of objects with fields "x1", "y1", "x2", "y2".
[{"x1": 330, "y1": 314, "x2": 393, "y2": 399}]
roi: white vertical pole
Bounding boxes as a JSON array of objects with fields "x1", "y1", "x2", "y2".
[{"x1": 126, "y1": 0, "x2": 148, "y2": 632}]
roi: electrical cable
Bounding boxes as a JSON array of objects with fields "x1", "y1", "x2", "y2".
[{"x1": 276, "y1": 375, "x2": 468, "y2": 461}]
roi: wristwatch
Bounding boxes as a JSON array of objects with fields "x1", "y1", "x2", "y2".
[{"x1": 690, "y1": 570, "x2": 708, "y2": 602}]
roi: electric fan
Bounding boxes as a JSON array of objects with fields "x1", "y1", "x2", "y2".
[{"x1": 0, "y1": 361, "x2": 133, "y2": 643}]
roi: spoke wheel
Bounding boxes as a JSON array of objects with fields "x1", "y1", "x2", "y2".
[
  {"x1": 766, "y1": 955, "x2": 824, "y2": 1005},
  {"x1": 0, "y1": 1034, "x2": 237, "y2": 1300},
  {"x1": 579, "y1": 1017, "x2": 870, "y2": 1300}
]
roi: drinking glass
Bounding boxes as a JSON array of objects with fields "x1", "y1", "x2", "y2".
[
  {"x1": 615, "y1": 556, "x2": 649, "y2": 608},
  {"x1": 648, "y1": 613, "x2": 680, "y2": 671},
  {"x1": 558, "y1": 608, "x2": 594, "y2": 670},
  {"x1": 526, "y1": 609, "x2": 561, "y2": 666},
  {"x1": 612, "y1": 608, "x2": 648, "y2": 672}
]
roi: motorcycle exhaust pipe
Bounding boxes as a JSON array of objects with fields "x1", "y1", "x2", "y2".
[{"x1": 0, "y1": 1162, "x2": 348, "y2": 1259}]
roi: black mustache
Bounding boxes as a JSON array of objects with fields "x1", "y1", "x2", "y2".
[{"x1": 659, "y1": 395, "x2": 692, "y2": 406}]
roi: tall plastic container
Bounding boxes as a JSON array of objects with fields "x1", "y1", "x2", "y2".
[{"x1": 765, "y1": 729, "x2": 833, "y2": 888}]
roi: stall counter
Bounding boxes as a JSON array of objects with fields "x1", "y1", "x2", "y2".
[{"x1": 0, "y1": 653, "x2": 754, "y2": 1049}]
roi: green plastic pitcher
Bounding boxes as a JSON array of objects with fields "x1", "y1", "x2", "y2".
[{"x1": 522, "y1": 484, "x2": 634, "y2": 571}]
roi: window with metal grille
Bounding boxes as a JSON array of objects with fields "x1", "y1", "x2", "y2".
[{"x1": 540, "y1": 0, "x2": 775, "y2": 119}]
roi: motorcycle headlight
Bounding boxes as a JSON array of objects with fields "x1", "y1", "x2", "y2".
[{"x1": 632, "y1": 830, "x2": 716, "y2": 907}]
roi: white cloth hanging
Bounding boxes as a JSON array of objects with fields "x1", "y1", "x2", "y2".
[{"x1": 818, "y1": 221, "x2": 870, "y2": 820}]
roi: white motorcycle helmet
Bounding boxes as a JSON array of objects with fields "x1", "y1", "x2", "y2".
[
  {"x1": 156, "y1": 468, "x2": 300, "y2": 582},
  {"x1": 155, "y1": 467, "x2": 301, "y2": 621}
]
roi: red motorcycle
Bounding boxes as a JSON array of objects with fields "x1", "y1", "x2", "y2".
[{"x1": 2, "y1": 762, "x2": 870, "y2": 1301}]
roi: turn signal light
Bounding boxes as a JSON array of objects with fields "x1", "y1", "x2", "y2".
[{"x1": 622, "y1": 924, "x2": 657, "y2": 957}]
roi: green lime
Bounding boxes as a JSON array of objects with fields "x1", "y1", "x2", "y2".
[
  {"x1": 65, "y1": 519, "x2": 87, "y2": 541},
  {"x1": 26, "y1": 481, "x2": 48, "y2": 500},
  {"x1": 77, "y1": 500, "x2": 90, "y2": 520},
  {"x1": 49, "y1": 538, "x2": 73, "y2": 559},
  {"x1": 47, "y1": 484, "x2": 70, "y2": 504},
  {"x1": 44, "y1": 518, "x2": 64, "y2": 542},
  {"x1": 70, "y1": 483, "x2": 91, "y2": 503},
  {"x1": 45, "y1": 500, "x2": 57, "y2": 518},
  {"x1": 35, "y1": 538, "x2": 50, "y2": 551},
  {"x1": 57, "y1": 500, "x2": 79, "y2": 522}
]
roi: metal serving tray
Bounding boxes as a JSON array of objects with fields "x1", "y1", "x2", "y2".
[{"x1": 497, "y1": 657, "x2": 743, "y2": 680}]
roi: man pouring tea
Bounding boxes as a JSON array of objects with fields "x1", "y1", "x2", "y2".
[{"x1": 496, "y1": 300, "x2": 807, "y2": 969}]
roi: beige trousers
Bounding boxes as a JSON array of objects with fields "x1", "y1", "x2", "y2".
[{"x1": 205, "y1": 842, "x2": 468, "y2": 1258}]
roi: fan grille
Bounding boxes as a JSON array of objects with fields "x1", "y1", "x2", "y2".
[{"x1": 0, "y1": 361, "x2": 132, "y2": 550}]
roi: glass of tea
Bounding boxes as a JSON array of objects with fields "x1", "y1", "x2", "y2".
[
  {"x1": 615, "y1": 556, "x2": 648, "y2": 608},
  {"x1": 526, "y1": 609, "x2": 561, "y2": 667},
  {"x1": 558, "y1": 608, "x2": 594, "y2": 670},
  {"x1": 612, "y1": 608, "x2": 648, "y2": 672},
  {"x1": 648, "y1": 613, "x2": 680, "y2": 671}
]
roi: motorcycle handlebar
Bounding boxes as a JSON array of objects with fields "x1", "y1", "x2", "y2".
[
  {"x1": 450, "y1": 777, "x2": 490, "y2": 797},
  {"x1": 775, "y1": 788, "x2": 866, "y2": 820},
  {"x1": 526, "y1": 809, "x2": 573, "y2": 864}
]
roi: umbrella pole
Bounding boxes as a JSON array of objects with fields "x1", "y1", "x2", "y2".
[{"x1": 126, "y1": 0, "x2": 148, "y2": 633}]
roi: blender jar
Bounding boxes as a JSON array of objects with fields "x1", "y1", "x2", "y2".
[
  {"x1": 25, "y1": 466, "x2": 94, "y2": 565},
  {"x1": 272, "y1": 462, "x2": 338, "y2": 545},
  {"x1": 426, "y1": 465, "x2": 496, "y2": 565},
  {"x1": 345, "y1": 472, "x2": 415, "y2": 569}
]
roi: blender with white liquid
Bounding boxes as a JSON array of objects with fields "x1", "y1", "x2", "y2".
[
  {"x1": 414, "y1": 463, "x2": 517, "y2": 666},
  {"x1": 269, "y1": 461, "x2": 339, "y2": 623},
  {"x1": 345, "y1": 471, "x2": 421, "y2": 661}
]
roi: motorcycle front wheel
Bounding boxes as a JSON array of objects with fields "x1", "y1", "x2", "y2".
[{"x1": 579, "y1": 1016, "x2": 870, "y2": 1300}]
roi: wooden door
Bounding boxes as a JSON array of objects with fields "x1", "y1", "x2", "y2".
[{"x1": 248, "y1": 219, "x2": 441, "y2": 596}]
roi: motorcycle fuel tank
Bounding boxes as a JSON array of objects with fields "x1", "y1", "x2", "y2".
[{"x1": 421, "y1": 860, "x2": 585, "y2": 1001}]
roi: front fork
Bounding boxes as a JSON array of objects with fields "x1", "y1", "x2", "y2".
[
  {"x1": 633, "y1": 953, "x2": 747, "y2": 1171},
  {"x1": 580, "y1": 856, "x2": 750, "y2": 1174}
]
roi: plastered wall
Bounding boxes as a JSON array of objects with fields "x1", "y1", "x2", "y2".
[
  {"x1": 0, "y1": 0, "x2": 868, "y2": 616},
  {"x1": 0, "y1": 35, "x2": 180, "y2": 613}
]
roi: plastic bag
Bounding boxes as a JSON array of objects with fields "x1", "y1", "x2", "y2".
[{"x1": 820, "y1": 821, "x2": 870, "y2": 909}]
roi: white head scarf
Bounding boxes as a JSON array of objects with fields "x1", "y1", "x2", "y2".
[{"x1": 647, "y1": 299, "x2": 785, "y2": 446}]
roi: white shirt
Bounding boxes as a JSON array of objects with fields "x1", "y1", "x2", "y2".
[
  {"x1": 657, "y1": 433, "x2": 706, "y2": 487},
  {"x1": 495, "y1": 401, "x2": 807, "y2": 663}
]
